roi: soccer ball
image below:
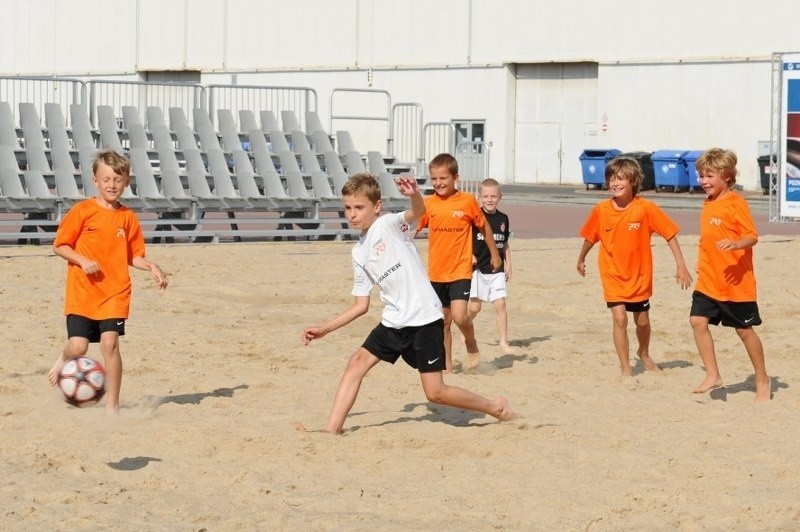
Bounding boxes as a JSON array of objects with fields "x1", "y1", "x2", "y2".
[{"x1": 57, "y1": 356, "x2": 106, "y2": 407}]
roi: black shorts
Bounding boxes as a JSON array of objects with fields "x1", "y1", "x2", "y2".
[
  {"x1": 690, "y1": 291, "x2": 762, "y2": 328},
  {"x1": 606, "y1": 300, "x2": 651, "y2": 313},
  {"x1": 362, "y1": 319, "x2": 446, "y2": 373},
  {"x1": 67, "y1": 314, "x2": 126, "y2": 343},
  {"x1": 430, "y1": 279, "x2": 472, "y2": 308}
]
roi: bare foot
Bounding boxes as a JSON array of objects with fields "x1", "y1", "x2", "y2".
[
  {"x1": 493, "y1": 396, "x2": 518, "y2": 422},
  {"x1": 693, "y1": 376, "x2": 724, "y2": 394},
  {"x1": 754, "y1": 375, "x2": 771, "y2": 402},
  {"x1": 47, "y1": 353, "x2": 65, "y2": 386},
  {"x1": 464, "y1": 351, "x2": 480, "y2": 372},
  {"x1": 296, "y1": 422, "x2": 342, "y2": 435},
  {"x1": 620, "y1": 365, "x2": 634, "y2": 377},
  {"x1": 499, "y1": 342, "x2": 516, "y2": 354},
  {"x1": 639, "y1": 355, "x2": 662, "y2": 373}
]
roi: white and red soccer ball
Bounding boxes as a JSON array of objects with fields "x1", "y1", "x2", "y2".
[{"x1": 57, "y1": 356, "x2": 106, "y2": 407}]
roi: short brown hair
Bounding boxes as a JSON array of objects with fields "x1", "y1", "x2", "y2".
[
  {"x1": 429, "y1": 153, "x2": 458, "y2": 176},
  {"x1": 604, "y1": 156, "x2": 644, "y2": 195},
  {"x1": 695, "y1": 148, "x2": 738, "y2": 188},
  {"x1": 341, "y1": 172, "x2": 381, "y2": 203},
  {"x1": 93, "y1": 148, "x2": 130, "y2": 177}
]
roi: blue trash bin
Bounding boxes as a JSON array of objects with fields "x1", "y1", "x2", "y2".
[
  {"x1": 579, "y1": 148, "x2": 621, "y2": 189},
  {"x1": 652, "y1": 150, "x2": 689, "y2": 192},
  {"x1": 682, "y1": 150, "x2": 705, "y2": 193}
]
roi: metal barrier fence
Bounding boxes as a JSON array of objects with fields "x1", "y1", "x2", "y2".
[
  {"x1": 330, "y1": 88, "x2": 392, "y2": 155},
  {"x1": 420, "y1": 122, "x2": 456, "y2": 181},
  {"x1": 456, "y1": 140, "x2": 490, "y2": 197},
  {"x1": 207, "y1": 84, "x2": 317, "y2": 129},
  {"x1": 87, "y1": 80, "x2": 206, "y2": 127},
  {"x1": 391, "y1": 102, "x2": 423, "y2": 174},
  {"x1": 0, "y1": 77, "x2": 86, "y2": 125}
]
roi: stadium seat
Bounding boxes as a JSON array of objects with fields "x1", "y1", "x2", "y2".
[
  {"x1": 239, "y1": 110, "x2": 259, "y2": 133},
  {"x1": 345, "y1": 151, "x2": 366, "y2": 175},
  {"x1": 193, "y1": 108, "x2": 222, "y2": 152},
  {"x1": 69, "y1": 105, "x2": 97, "y2": 149},
  {"x1": 291, "y1": 131, "x2": 311, "y2": 153},
  {"x1": 168, "y1": 107, "x2": 189, "y2": 131},
  {"x1": 217, "y1": 109, "x2": 245, "y2": 152},
  {"x1": 146, "y1": 106, "x2": 169, "y2": 132},
  {"x1": 311, "y1": 130, "x2": 334, "y2": 153},
  {"x1": 335, "y1": 130, "x2": 357, "y2": 155},
  {"x1": 96, "y1": 106, "x2": 125, "y2": 153},
  {"x1": 305, "y1": 111, "x2": 326, "y2": 134},
  {"x1": 260, "y1": 111, "x2": 280, "y2": 133},
  {"x1": 280, "y1": 110, "x2": 301, "y2": 133}
]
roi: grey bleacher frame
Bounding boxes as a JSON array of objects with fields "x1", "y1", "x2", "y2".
[{"x1": 0, "y1": 78, "x2": 442, "y2": 244}]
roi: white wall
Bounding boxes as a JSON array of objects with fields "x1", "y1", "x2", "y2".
[{"x1": 0, "y1": 0, "x2": 794, "y2": 189}]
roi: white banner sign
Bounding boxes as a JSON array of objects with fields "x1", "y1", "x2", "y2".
[{"x1": 781, "y1": 53, "x2": 800, "y2": 217}]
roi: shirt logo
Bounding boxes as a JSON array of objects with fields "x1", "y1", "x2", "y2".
[
  {"x1": 116, "y1": 228, "x2": 126, "y2": 238},
  {"x1": 400, "y1": 222, "x2": 409, "y2": 233},
  {"x1": 627, "y1": 222, "x2": 641, "y2": 231},
  {"x1": 451, "y1": 209, "x2": 464, "y2": 218},
  {"x1": 710, "y1": 217, "x2": 723, "y2": 226},
  {"x1": 373, "y1": 239, "x2": 386, "y2": 255}
]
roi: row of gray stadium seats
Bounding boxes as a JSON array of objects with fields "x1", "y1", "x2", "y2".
[{"x1": 0, "y1": 102, "x2": 410, "y2": 217}]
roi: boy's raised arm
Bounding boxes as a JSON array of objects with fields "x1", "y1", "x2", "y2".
[{"x1": 395, "y1": 176, "x2": 425, "y2": 224}]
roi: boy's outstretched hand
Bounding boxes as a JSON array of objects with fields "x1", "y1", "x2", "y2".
[
  {"x1": 301, "y1": 326, "x2": 325, "y2": 345},
  {"x1": 394, "y1": 176, "x2": 419, "y2": 197}
]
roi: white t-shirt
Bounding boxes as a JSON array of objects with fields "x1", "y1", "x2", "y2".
[{"x1": 351, "y1": 212, "x2": 443, "y2": 328}]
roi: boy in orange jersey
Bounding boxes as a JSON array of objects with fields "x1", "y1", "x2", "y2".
[
  {"x1": 690, "y1": 148, "x2": 770, "y2": 401},
  {"x1": 417, "y1": 153, "x2": 501, "y2": 372},
  {"x1": 48, "y1": 149, "x2": 168, "y2": 414},
  {"x1": 577, "y1": 157, "x2": 692, "y2": 376}
]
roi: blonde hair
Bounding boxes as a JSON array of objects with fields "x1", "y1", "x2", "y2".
[
  {"x1": 92, "y1": 148, "x2": 130, "y2": 177},
  {"x1": 479, "y1": 177, "x2": 502, "y2": 193},
  {"x1": 341, "y1": 172, "x2": 382, "y2": 203},
  {"x1": 695, "y1": 148, "x2": 738, "y2": 188},
  {"x1": 604, "y1": 157, "x2": 643, "y2": 195}
]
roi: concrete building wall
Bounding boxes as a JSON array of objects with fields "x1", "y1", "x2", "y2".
[{"x1": 0, "y1": 0, "x2": 794, "y2": 189}]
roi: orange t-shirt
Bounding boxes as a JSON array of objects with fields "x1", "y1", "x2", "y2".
[
  {"x1": 695, "y1": 191, "x2": 758, "y2": 302},
  {"x1": 54, "y1": 199, "x2": 146, "y2": 319},
  {"x1": 418, "y1": 191, "x2": 486, "y2": 282},
  {"x1": 579, "y1": 196, "x2": 679, "y2": 302}
]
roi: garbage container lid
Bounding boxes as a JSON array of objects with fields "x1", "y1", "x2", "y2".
[
  {"x1": 682, "y1": 150, "x2": 704, "y2": 161},
  {"x1": 579, "y1": 148, "x2": 621, "y2": 160},
  {"x1": 651, "y1": 150, "x2": 689, "y2": 160}
]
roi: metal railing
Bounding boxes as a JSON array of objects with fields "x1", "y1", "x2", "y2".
[
  {"x1": 456, "y1": 140, "x2": 490, "y2": 197},
  {"x1": 391, "y1": 102, "x2": 423, "y2": 172},
  {"x1": 207, "y1": 84, "x2": 317, "y2": 129},
  {"x1": 420, "y1": 122, "x2": 456, "y2": 180},
  {"x1": 330, "y1": 88, "x2": 392, "y2": 155},
  {"x1": 0, "y1": 76, "x2": 86, "y2": 125},
  {"x1": 87, "y1": 80, "x2": 206, "y2": 127}
]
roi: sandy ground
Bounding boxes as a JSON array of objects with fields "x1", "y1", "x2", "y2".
[{"x1": 2, "y1": 214, "x2": 800, "y2": 530}]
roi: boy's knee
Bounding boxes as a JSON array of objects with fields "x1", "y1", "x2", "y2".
[
  {"x1": 689, "y1": 316, "x2": 706, "y2": 329},
  {"x1": 424, "y1": 387, "x2": 445, "y2": 404}
]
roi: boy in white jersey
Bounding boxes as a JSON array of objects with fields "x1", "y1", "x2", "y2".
[{"x1": 299, "y1": 173, "x2": 516, "y2": 434}]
